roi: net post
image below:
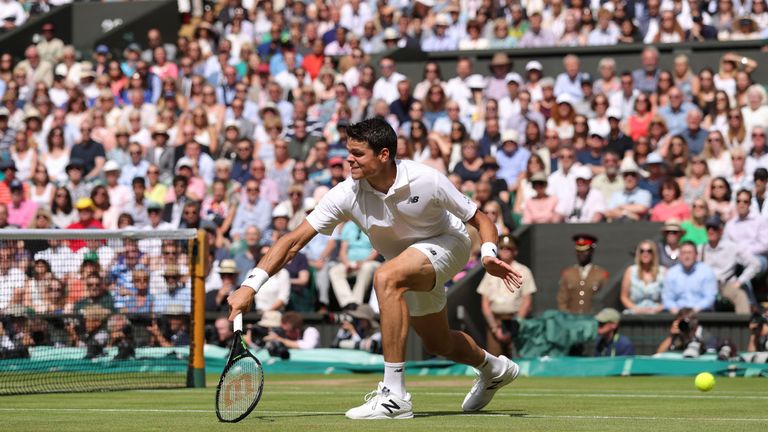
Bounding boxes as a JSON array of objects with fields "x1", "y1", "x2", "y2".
[{"x1": 187, "y1": 229, "x2": 208, "y2": 388}]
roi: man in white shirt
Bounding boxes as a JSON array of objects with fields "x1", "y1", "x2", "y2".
[
  {"x1": 558, "y1": 166, "x2": 606, "y2": 223},
  {"x1": 445, "y1": 57, "x2": 473, "y2": 105},
  {"x1": 372, "y1": 57, "x2": 406, "y2": 105},
  {"x1": 547, "y1": 146, "x2": 579, "y2": 206},
  {"x1": 228, "y1": 118, "x2": 522, "y2": 419}
]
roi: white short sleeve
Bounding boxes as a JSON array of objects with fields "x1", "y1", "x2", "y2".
[
  {"x1": 305, "y1": 182, "x2": 350, "y2": 235},
  {"x1": 434, "y1": 172, "x2": 478, "y2": 222}
]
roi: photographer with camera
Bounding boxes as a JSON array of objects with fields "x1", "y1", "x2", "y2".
[
  {"x1": 656, "y1": 308, "x2": 717, "y2": 358},
  {"x1": 331, "y1": 305, "x2": 382, "y2": 354},
  {"x1": 594, "y1": 308, "x2": 635, "y2": 357},
  {"x1": 747, "y1": 312, "x2": 768, "y2": 355},
  {"x1": 263, "y1": 311, "x2": 319, "y2": 349},
  {"x1": 477, "y1": 235, "x2": 535, "y2": 357}
]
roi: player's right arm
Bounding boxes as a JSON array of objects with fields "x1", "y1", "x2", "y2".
[
  {"x1": 227, "y1": 221, "x2": 319, "y2": 320},
  {"x1": 228, "y1": 181, "x2": 350, "y2": 320}
]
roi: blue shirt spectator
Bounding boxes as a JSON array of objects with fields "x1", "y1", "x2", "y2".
[
  {"x1": 608, "y1": 185, "x2": 652, "y2": 209},
  {"x1": 230, "y1": 180, "x2": 273, "y2": 239},
  {"x1": 657, "y1": 89, "x2": 695, "y2": 136},
  {"x1": 595, "y1": 334, "x2": 635, "y2": 357},
  {"x1": 663, "y1": 259, "x2": 717, "y2": 313},
  {"x1": 340, "y1": 222, "x2": 374, "y2": 262},
  {"x1": 495, "y1": 131, "x2": 531, "y2": 189}
]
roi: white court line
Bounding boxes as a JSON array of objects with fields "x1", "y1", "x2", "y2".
[
  {"x1": 128, "y1": 388, "x2": 768, "y2": 400},
  {"x1": 253, "y1": 390, "x2": 768, "y2": 400},
  {"x1": 0, "y1": 408, "x2": 766, "y2": 422}
]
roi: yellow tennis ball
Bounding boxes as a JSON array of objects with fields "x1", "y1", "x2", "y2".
[{"x1": 695, "y1": 372, "x2": 715, "y2": 392}]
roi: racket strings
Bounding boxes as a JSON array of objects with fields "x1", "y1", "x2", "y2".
[{"x1": 217, "y1": 356, "x2": 263, "y2": 421}]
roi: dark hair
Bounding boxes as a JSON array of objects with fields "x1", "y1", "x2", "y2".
[
  {"x1": 680, "y1": 240, "x2": 698, "y2": 251},
  {"x1": 712, "y1": 176, "x2": 732, "y2": 201},
  {"x1": 736, "y1": 188, "x2": 752, "y2": 201},
  {"x1": 755, "y1": 168, "x2": 768, "y2": 181},
  {"x1": 91, "y1": 185, "x2": 111, "y2": 210},
  {"x1": 132, "y1": 177, "x2": 146, "y2": 187},
  {"x1": 659, "y1": 178, "x2": 681, "y2": 199},
  {"x1": 346, "y1": 118, "x2": 397, "y2": 161},
  {"x1": 51, "y1": 187, "x2": 73, "y2": 214},
  {"x1": 118, "y1": 212, "x2": 134, "y2": 226},
  {"x1": 173, "y1": 174, "x2": 189, "y2": 187},
  {"x1": 282, "y1": 311, "x2": 304, "y2": 329}
]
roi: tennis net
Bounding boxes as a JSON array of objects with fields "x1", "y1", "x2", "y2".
[{"x1": 0, "y1": 229, "x2": 203, "y2": 395}]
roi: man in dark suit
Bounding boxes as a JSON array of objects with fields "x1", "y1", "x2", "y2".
[{"x1": 162, "y1": 175, "x2": 190, "y2": 227}]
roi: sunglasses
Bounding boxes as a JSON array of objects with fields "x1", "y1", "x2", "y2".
[{"x1": 639, "y1": 248, "x2": 653, "y2": 254}]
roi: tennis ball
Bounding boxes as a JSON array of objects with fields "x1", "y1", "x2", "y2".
[{"x1": 695, "y1": 372, "x2": 715, "y2": 392}]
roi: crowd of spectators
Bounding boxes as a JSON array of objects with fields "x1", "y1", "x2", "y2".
[{"x1": 0, "y1": 0, "x2": 767, "y2": 359}]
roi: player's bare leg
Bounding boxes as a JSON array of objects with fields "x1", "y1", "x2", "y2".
[{"x1": 345, "y1": 248, "x2": 435, "y2": 420}]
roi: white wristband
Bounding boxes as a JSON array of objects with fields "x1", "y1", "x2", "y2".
[
  {"x1": 241, "y1": 267, "x2": 269, "y2": 294},
  {"x1": 480, "y1": 242, "x2": 498, "y2": 265}
]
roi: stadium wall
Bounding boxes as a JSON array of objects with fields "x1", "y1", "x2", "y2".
[
  {"x1": 385, "y1": 41, "x2": 768, "y2": 86},
  {"x1": 0, "y1": 0, "x2": 179, "y2": 59}
]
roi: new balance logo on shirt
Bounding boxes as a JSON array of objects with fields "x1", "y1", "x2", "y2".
[
  {"x1": 380, "y1": 399, "x2": 401, "y2": 414},
  {"x1": 408, "y1": 196, "x2": 419, "y2": 204}
]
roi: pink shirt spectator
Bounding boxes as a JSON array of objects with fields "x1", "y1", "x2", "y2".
[
  {"x1": 8, "y1": 200, "x2": 38, "y2": 227},
  {"x1": 650, "y1": 201, "x2": 691, "y2": 222},
  {"x1": 164, "y1": 177, "x2": 206, "y2": 203},
  {"x1": 523, "y1": 196, "x2": 560, "y2": 224}
]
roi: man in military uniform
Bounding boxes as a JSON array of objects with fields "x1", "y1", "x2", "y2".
[{"x1": 557, "y1": 233, "x2": 609, "y2": 314}]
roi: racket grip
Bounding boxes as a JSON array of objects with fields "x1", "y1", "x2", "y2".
[{"x1": 234, "y1": 313, "x2": 243, "y2": 332}]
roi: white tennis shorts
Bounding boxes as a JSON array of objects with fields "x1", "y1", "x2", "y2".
[{"x1": 405, "y1": 233, "x2": 471, "y2": 317}]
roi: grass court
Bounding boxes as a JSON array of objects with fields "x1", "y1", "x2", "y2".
[{"x1": 2, "y1": 374, "x2": 766, "y2": 431}]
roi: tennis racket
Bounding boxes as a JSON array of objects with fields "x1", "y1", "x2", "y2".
[{"x1": 215, "y1": 313, "x2": 265, "y2": 423}]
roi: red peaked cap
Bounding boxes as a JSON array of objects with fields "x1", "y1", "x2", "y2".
[{"x1": 572, "y1": 233, "x2": 598, "y2": 251}]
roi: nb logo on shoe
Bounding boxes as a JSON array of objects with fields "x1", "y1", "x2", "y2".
[
  {"x1": 486, "y1": 380, "x2": 503, "y2": 390},
  {"x1": 407, "y1": 196, "x2": 419, "y2": 204},
  {"x1": 380, "y1": 399, "x2": 400, "y2": 414}
]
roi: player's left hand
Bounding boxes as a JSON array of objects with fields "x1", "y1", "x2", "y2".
[{"x1": 482, "y1": 257, "x2": 523, "y2": 293}]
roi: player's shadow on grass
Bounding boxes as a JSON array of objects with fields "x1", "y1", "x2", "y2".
[
  {"x1": 416, "y1": 410, "x2": 526, "y2": 418},
  {"x1": 251, "y1": 413, "x2": 341, "y2": 421}
]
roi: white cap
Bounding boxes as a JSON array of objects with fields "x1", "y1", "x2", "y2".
[
  {"x1": 556, "y1": 93, "x2": 574, "y2": 105},
  {"x1": 224, "y1": 119, "x2": 239, "y2": 130},
  {"x1": 272, "y1": 204, "x2": 290, "y2": 218},
  {"x1": 176, "y1": 157, "x2": 194, "y2": 170},
  {"x1": 574, "y1": 165, "x2": 593, "y2": 180},
  {"x1": 525, "y1": 60, "x2": 543, "y2": 72},
  {"x1": 505, "y1": 72, "x2": 524, "y2": 85},
  {"x1": 619, "y1": 158, "x2": 641, "y2": 174},
  {"x1": 303, "y1": 197, "x2": 316, "y2": 211},
  {"x1": 382, "y1": 28, "x2": 399, "y2": 40},
  {"x1": 103, "y1": 160, "x2": 121, "y2": 172},
  {"x1": 501, "y1": 129, "x2": 519, "y2": 143},
  {"x1": 607, "y1": 107, "x2": 622, "y2": 120},
  {"x1": 466, "y1": 74, "x2": 486, "y2": 89},
  {"x1": 435, "y1": 14, "x2": 451, "y2": 26},
  {"x1": 646, "y1": 152, "x2": 664, "y2": 165}
]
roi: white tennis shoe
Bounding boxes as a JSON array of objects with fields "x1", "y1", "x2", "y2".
[
  {"x1": 345, "y1": 382, "x2": 414, "y2": 420},
  {"x1": 461, "y1": 356, "x2": 519, "y2": 412}
]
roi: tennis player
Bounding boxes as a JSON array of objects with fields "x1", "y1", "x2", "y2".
[{"x1": 228, "y1": 118, "x2": 523, "y2": 419}]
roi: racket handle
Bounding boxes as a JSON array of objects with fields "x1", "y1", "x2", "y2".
[{"x1": 234, "y1": 313, "x2": 243, "y2": 332}]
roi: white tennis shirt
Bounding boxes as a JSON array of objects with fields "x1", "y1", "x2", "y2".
[{"x1": 306, "y1": 160, "x2": 478, "y2": 260}]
